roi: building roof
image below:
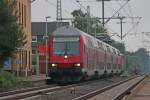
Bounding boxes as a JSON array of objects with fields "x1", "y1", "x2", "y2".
[
  {"x1": 32, "y1": 22, "x2": 69, "y2": 35},
  {"x1": 53, "y1": 26, "x2": 80, "y2": 37}
]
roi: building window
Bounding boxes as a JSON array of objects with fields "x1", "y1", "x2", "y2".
[
  {"x1": 32, "y1": 36, "x2": 37, "y2": 42},
  {"x1": 32, "y1": 50, "x2": 37, "y2": 54},
  {"x1": 37, "y1": 35, "x2": 44, "y2": 43}
]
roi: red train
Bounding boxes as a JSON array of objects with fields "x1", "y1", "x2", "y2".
[{"x1": 47, "y1": 26, "x2": 124, "y2": 82}]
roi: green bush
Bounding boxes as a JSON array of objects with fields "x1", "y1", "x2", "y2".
[{"x1": 0, "y1": 71, "x2": 17, "y2": 90}]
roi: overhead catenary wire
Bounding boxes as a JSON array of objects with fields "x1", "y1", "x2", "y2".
[
  {"x1": 71, "y1": 0, "x2": 84, "y2": 9},
  {"x1": 116, "y1": 0, "x2": 135, "y2": 28},
  {"x1": 45, "y1": 0, "x2": 71, "y2": 16},
  {"x1": 122, "y1": 17, "x2": 142, "y2": 38},
  {"x1": 75, "y1": 0, "x2": 89, "y2": 13},
  {"x1": 43, "y1": 0, "x2": 140, "y2": 40},
  {"x1": 116, "y1": 0, "x2": 131, "y2": 17},
  {"x1": 105, "y1": 0, "x2": 130, "y2": 24},
  {"x1": 127, "y1": 2, "x2": 134, "y2": 24},
  {"x1": 68, "y1": 1, "x2": 132, "y2": 39},
  {"x1": 105, "y1": 2, "x2": 126, "y2": 20}
]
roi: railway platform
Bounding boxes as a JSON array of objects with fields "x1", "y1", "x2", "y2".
[
  {"x1": 17, "y1": 74, "x2": 46, "y2": 82},
  {"x1": 17, "y1": 74, "x2": 47, "y2": 86},
  {"x1": 123, "y1": 76, "x2": 150, "y2": 100}
]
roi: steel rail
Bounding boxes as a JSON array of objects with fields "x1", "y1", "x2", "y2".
[
  {"x1": 0, "y1": 79, "x2": 111, "y2": 100},
  {"x1": 113, "y1": 76, "x2": 146, "y2": 100},
  {"x1": 0, "y1": 84, "x2": 56, "y2": 97},
  {"x1": 0, "y1": 76, "x2": 138, "y2": 100},
  {"x1": 73, "y1": 76, "x2": 140, "y2": 100}
]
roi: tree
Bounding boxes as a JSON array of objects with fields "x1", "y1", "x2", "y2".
[
  {"x1": 0, "y1": 0, "x2": 26, "y2": 68},
  {"x1": 71, "y1": 9, "x2": 116, "y2": 45},
  {"x1": 112, "y1": 41, "x2": 125, "y2": 54},
  {"x1": 71, "y1": 9, "x2": 107, "y2": 34},
  {"x1": 125, "y1": 48, "x2": 150, "y2": 74},
  {"x1": 134, "y1": 48, "x2": 149, "y2": 73},
  {"x1": 71, "y1": 9, "x2": 126, "y2": 49}
]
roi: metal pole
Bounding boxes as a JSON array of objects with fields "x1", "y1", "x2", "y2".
[
  {"x1": 94, "y1": 22, "x2": 97, "y2": 38},
  {"x1": 102, "y1": 0, "x2": 105, "y2": 27},
  {"x1": 45, "y1": 16, "x2": 50, "y2": 76},
  {"x1": 36, "y1": 53, "x2": 39, "y2": 75},
  {"x1": 120, "y1": 18, "x2": 123, "y2": 40},
  {"x1": 87, "y1": 18, "x2": 88, "y2": 33},
  {"x1": 46, "y1": 18, "x2": 48, "y2": 76}
]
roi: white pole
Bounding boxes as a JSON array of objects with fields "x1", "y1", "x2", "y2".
[
  {"x1": 46, "y1": 18, "x2": 48, "y2": 76},
  {"x1": 36, "y1": 53, "x2": 39, "y2": 75},
  {"x1": 45, "y1": 16, "x2": 50, "y2": 77},
  {"x1": 25, "y1": 67, "x2": 28, "y2": 77}
]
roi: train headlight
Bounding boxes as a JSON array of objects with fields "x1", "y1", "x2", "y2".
[
  {"x1": 64, "y1": 55, "x2": 68, "y2": 59},
  {"x1": 52, "y1": 64, "x2": 57, "y2": 67},
  {"x1": 74, "y1": 63, "x2": 80, "y2": 67}
]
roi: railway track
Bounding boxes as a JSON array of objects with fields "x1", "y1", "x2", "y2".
[
  {"x1": 73, "y1": 75, "x2": 145, "y2": 100},
  {"x1": 0, "y1": 78, "x2": 108, "y2": 100},
  {"x1": 122, "y1": 75, "x2": 150, "y2": 100},
  {"x1": 0, "y1": 84, "x2": 57, "y2": 97},
  {"x1": 0, "y1": 76, "x2": 139, "y2": 100},
  {"x1": 0, "y1": 85, "x2": 62, "y2": 100},
  {"x1": 0, "y1": 79, "x2": 101, "y2": 100}
]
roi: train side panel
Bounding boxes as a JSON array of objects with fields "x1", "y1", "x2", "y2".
[{"x1": 47, "y1": 26, "x2": 124, "y2": 82}]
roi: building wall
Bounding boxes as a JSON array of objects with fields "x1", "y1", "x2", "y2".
[
  {"x1": 31, "y1": 22, "x2": 69, "y2": 74},
  {"x1": 12, "y1": 0, "x2": 31, "y2": 76}
]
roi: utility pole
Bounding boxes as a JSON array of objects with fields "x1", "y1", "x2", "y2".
[
  {"x1": 115, "y1": 13, "x2": 126, "y2": 40},
  {"x1": 96, "y1": 0, "x2": 106, "y2": 27},
  {"x1": 57, "y1": 0, "x2": 62, "y2": 27},
  {"x1": 96, "y1": 0, "x2": 111, "y2": 27},
  {"x1": 96, "y1": 0, "x2": 130, "y2": 27},
  {"x1": 102, "y1": 0, "x2": 105, "y2": 27},
  {"x1": 87, "y1": 5, "x2": 90, "y2": 34},
  {"x1": 45, "y1": 16, "x2": 51, "y2": 77},
  {"x1": 118, "y1": 16, "x2": 126, "y2": 40},
  {"x1": 31, "y1": 0, "x2": 36, "y2": 3},
  {"x1": 117, "y1": 16, "x2": 141, "y2": 40},
  {"x1": 87, "y1": 5, "x2": 90, "y2": 17},
  {"x1": 61, "y1": 16, "x2": 141, "y2": 40}
]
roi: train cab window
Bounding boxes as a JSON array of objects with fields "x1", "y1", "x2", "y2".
[
  {"x1": 98, "y1": 41, "x2": 103, "y2": 50},
  {"x1": 106, "y1": 46, "x2": 111, "y2": 53},
  {"x1": 110, "y1": 47, "x2": 114, "y2": 54},
  {"x1": 117, "y1": 51, "x2": 120, "y2": 56},
  {"x1": 115, "y1": 50, "x2": 118, "y2": 55},
  {"x1": 113, "y1": 49, "x2": 116, "y2": 54},
  {"x1": 109, "y1": 47, "x2": 112, "y2": 53},
  {"x1": 85, "y1": 36, "x2": 93, "y2": 48},
  {"x1": 53, "y1": 37, "x2": 80, "y2": 55},
  {"x1": 102, "y1": 44, "x2": 106, "y2": 51}
]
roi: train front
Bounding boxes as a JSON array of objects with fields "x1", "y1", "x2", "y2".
[{"x1": 48, "y1": 26, "x2": 84, "y2": 82}]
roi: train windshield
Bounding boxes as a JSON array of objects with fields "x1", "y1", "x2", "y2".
[{"x1": 53, "y1": 37, "x2": 80, "y2": 55}]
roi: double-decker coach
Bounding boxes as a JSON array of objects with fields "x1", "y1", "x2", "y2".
[{"x1": 47, "y1": 26, "x2": 124, "y2": 82}]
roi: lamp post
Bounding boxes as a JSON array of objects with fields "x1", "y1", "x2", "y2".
[{"x1": 45, "y1": 16, "x2": 51, "y2": 76}]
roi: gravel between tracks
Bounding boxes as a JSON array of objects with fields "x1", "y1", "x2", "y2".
[
  {"x1": 88, "y1": 76, "x2": 144, "y2": 100},
  {"x1": 24, "y1": 76, "x2": 129, "y2": 100}
]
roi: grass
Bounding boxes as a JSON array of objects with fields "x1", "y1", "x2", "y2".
[{"x1": 0, "y1": 71, "x2": 18, "y2": 91}]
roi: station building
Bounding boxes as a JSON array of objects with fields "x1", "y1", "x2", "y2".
[
  {"x1": 11, "y1": 0, "x2": 32, "y2": 76},
  {"x1": 32, "y1": 22, "x2": 69, "y2": 75}
]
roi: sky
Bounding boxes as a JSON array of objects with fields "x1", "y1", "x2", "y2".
[{"x1": 31, "y1": 0, "x2": 150, "y2": 52}]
